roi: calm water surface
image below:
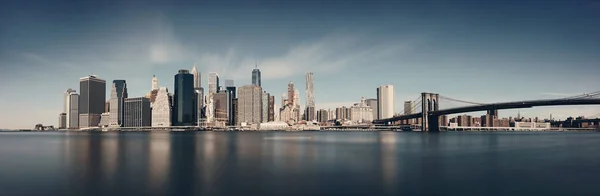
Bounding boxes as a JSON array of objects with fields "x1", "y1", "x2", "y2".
[{"x1": 1, "y1": 131, "x2": 599, "y2": 196}]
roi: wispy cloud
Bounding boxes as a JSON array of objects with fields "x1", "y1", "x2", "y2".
[{"x1": 194, "y1": 35, "x2": 416, "y2": 81}]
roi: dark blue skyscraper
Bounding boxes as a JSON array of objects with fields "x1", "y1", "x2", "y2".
[
  {"x1": 252, "y1": 66, "x2": 261, "y2": 87},
  {"x1": 173, "y1": 69, "x2": 195, "y2": 126},
  {"x1": 109, "y1": 80, "x2": 127, "y2": 127}
]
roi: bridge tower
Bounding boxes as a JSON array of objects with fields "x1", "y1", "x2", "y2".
[{"x1": 421, "y1": 92, "x2": 440, "y2": 132}]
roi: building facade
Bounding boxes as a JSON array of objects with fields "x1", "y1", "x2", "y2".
[
  {"x1": 124, "y1": 97, "x2": 151, "y2": 127},
  {"x1": 79, "y1": 75, "x2": 106, "y2": 128},
  {"x1": 350, "y1": 97, "x2": 374, "y2": 124},
  {"x1": 317, "y1": 109, "x2": 329, "y2": 123},
  {"x1": 214, "y1": 91, "x2": 229, "y2": 123},
  {"x1": 109, "y1": 80, "x2": 127, "y2": 127},
  {"x1": 152, "y1": 87, "x2": 172, "y2": 127},
  {"x1": 269, "y1": 95, "x2": 275, "y2": 122},
  {"x1": 58, "y1": 113, "x2": 66, "y2": 129},
  {"x1": 226, "y1": 84, "x2": 236, "y2": 126},
  {"x1": 237, "y1": 85, "x2": 262, "y2": 125},
  {"x1": 377, "y1": 85, "x2": 394, "y2": 120},
  {"x1": 173, "y1": 69, "x2": 195, "y2": 126}
]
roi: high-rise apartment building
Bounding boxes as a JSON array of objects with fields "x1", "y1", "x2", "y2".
[
  {"x1": 109, "y1": 80, "x2": 127, "y2": 127},
  {"x1": 317, "y1": 109, "x2": 329, "y2": 123},
  {"x1": 305, "y1": 72, "x2": 315, "y2": 121},
  {"x1": 79, "y1": 75, "x2": 106, "y2": 128},
  {"x1": 208, "y1": 72, "x2": 219, "y2": 94},
  {"x1": 252, "y1": 67, "x2": 261, "y2": 87},
  {"x1": 123, "y1": 97, "x2": 151, "y2": 127},
  {"x1": 173, "y1": 69, "x2": 195, "y2": 126},
  {"x1": 377, "y1": 85, "x2": 394, "y2": 119},
  {"x1": 237, "y1": 85, "x2": 262, "y2": 125},
  {"x1": 152, "y1": 87, "x2": 171, "y2": 127}
]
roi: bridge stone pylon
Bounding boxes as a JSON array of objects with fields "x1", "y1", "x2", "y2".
[{"x1": 421, "y1": 92, "x2": 439, "y2": 132}]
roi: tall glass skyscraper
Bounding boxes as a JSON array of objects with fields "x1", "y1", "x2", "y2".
[
  {"x1": 79, "y1": 75, "x2": 106, "y2": 127},
  {"x1": 252, "y1": 67, "x2": 261, "y2": 87},
  {"x1": 109, "y1": 80, "x2": 127, "y2": 127},
  {"x1": 173, "y1": 70, "x2": 195, "y2": 126}
]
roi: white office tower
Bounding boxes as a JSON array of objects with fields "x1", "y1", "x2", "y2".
[
  {"x1": 192, "y1": 64, "x2": 201, "y2": 88},
  {"x1": 208, "y1": 72, "x2": 219, "y2": 94},
  {"x1": 152, "y1": 87, "x2": 172, "y2": 127},
  {"x1": 377, "y1": 85, "x2": 395, "y2": 119},
  {"x1": 206, "y1": 93, "x2": 214, "y2": 123},
  {"x1": 64, "y1": 88, "x2": 76, "y2": 113},
  {"x1": 152, "y1": 75, "x2": 159, "y2": 91},
  {"x1": 66, "y1": 91, "x2": 79, "y2": 129}
]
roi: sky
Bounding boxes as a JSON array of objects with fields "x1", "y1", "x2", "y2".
[{"x1": 1, "y1": 0, "x2": 599, "y2": 129}]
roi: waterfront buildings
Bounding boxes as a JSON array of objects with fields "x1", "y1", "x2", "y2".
[
  {"x1": 377, "y1": 85, "x2": 394, "y2": 119},
  {"x1": 317, "y1": 109, "x2": 329, "y2": 123},
  {"x1": 252, "y1": 66, "x2": 261, "y2": 87},
  {"x1": 335, "y1": 106, "x2": 351, "y2": 121},
  {"x1": 58, "y1": 113, "x2": 66, "y2": 129},
  {"x1": 305, "y1": 72, "x2": 315, "y2": 121},
  {"x1": 365, "y1": 98, "x2": 378, "y2": 121},
  {"x1": 99, "y1": 112, "x2": 110, "y2": 127},
  {"x1": 109, "y1": 80, "x2": 127, "y2": 127},
  {"x1": 152, "y1": 87, "x2": 172, "y2": 127},
  {"x1": 237, "y1": 85, "x2": 262, "y2": 125},
  {"x1": 350, "y1": 97, "x2": 374, "y2": 124},
  {"x1": 123, "y1": 97, "x2": 151, "y2": 127},
  {"x1": 79, "y1": 75, "x2": 106, "y2": 128},
  {"x1": 173, "y1": 70, "x2": 195, "y2": 126},
  {"x1": 64, "y1": 89, "x2": 79, "y2": 129}
]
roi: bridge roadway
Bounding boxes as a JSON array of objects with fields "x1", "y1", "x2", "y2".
[{"x1": 374, "y1": 98, "x2": 600, "y2": 131}]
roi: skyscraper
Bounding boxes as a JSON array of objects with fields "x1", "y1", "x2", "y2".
[
  {"x1": 64, "y1": 88, "x2": 75, "y2": 114},
  {"x1": 152, "y1": 75, "x2": 159, "y2": 91},
  {"x1": 237, "y1": 85, "x2": 262, "y2": 125},
  {"x1": 109, "y1": 80, "x2": 127, "y2": 127},
  {"x1": 152, "y1": 87, "x2": 171, "y2": 127},
  {"x1": 377, "y1": 85, "x2": 395, "y2": 119},
  {"x1": 214, "y1": 91, "x2": 229, "y2": 123},
  {"x1": 173, "y1": 69, "x2": 195, "y2": 126},
  {"x1": 262, "y1": 91, "x2": 270, "y2": 123},
  {"x1": 208, "y1": 72, "x2": 219, "y2": 94},
  {"x1": 225, "y1": 80, "x2": 236, "y2": 125},
  {"x1": 124, "y1": 97, "x2": 151, "y2": 127},
  {"x1": 269, "y1": 95, "x2": 275, "y2": 122},
  {"x1": 252, "y1": 66, "x2": 261, "y2": 87},
  {"x1": 192, "y1": 64, "x2": 201, "y2": 88},
  {"x1": 194, "y1": 87, "x2": 204, "y2": 124},
  {"x1": 79, "y1": 75, "x2": 106, "y2": 128},
  {"x1": 305, "y1": 72, "x2": 315, "y2": 121},
  {"x1": 58, "y1": 113, "x2": 66, "y2": 129},
  {"x1": 66, "y1": 91, "x2": 79, "y2": 129}
]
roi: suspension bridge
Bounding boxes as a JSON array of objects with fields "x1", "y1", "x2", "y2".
[{"x1": 373, "y1": 91, "x2": 600, "y2": 132}]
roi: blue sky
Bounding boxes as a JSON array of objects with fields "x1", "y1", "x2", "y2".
[{"x1": 1, "y1": 0, "x2": 600, "y2": 129}]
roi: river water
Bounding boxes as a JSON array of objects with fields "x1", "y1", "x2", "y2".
[{"x1": 1, "y1": 131, "x2": 599, "y2": 196}]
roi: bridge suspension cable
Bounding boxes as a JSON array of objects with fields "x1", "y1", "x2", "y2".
[
  {"x1": 438, "y1": 95, "x2": 486, "y2": 105},
  {"x1": 563, "y1": 91, "x2": 600, "y2": 100}
]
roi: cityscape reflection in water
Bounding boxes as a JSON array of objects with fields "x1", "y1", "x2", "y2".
[{"x1": 1, "y1": 132, "x2": 600, "y2": 195}]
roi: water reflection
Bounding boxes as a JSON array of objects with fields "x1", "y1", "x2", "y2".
[{"x1": 26, "y1": 131, "x2": 598, "y2": 195}]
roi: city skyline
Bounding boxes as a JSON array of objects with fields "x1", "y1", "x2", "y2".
[{"x1": 2, "y1": 0, "x2": 600, "y2": 128}]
